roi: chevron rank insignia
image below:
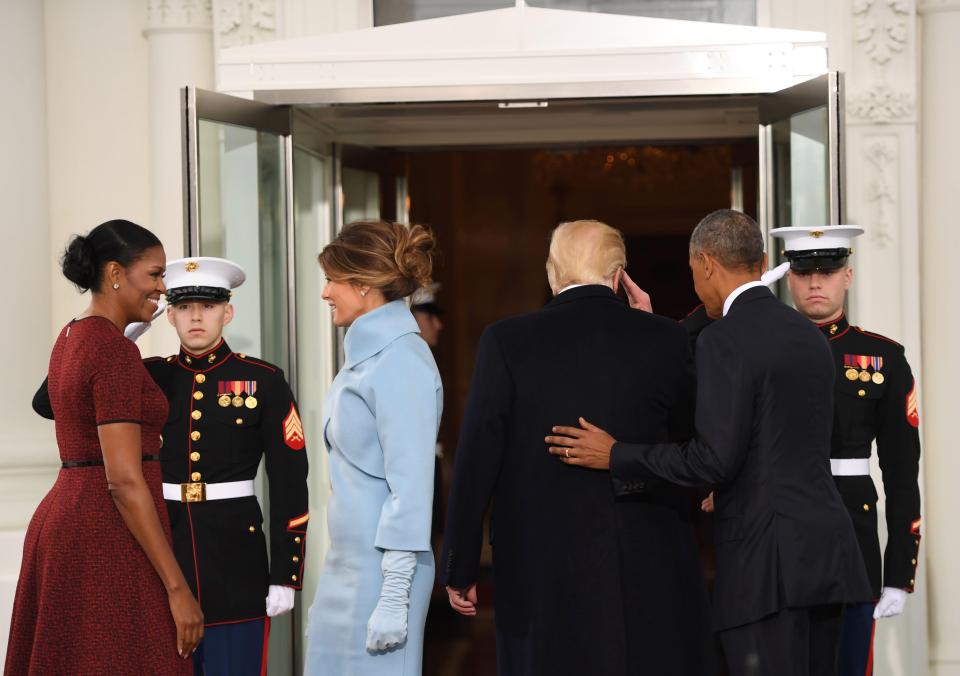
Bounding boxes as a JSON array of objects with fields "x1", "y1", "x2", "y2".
[
  {"x1": 906, "y1": 380, "x2": 920, "y2": 428},
  {"x1": 283, "y1": 404, "x2": 306, "y2": 450}
]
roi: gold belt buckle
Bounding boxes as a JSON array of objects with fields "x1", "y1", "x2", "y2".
[{"x1": 181, "y1": 482, "x2": 207, "y2": 503}]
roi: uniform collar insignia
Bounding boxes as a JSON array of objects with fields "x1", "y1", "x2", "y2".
[
  {"x1": 178, "y1": 338, "x2": 233, "y2": 371},
  {"x1": 816, "y1": 314, "x2": 849, "y2": 340},
  {"x1": 343, "y1": 300, "x2": 420, "y2": 369}
]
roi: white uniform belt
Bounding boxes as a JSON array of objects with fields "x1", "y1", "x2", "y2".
[
  {"x1": 162, "y1": 480, "x2": 255, "y2": 502},
  {"x1": 831, "y1": 458, "x2": 870, "y2": 476}
]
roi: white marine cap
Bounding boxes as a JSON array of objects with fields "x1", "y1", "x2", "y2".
[
  {"x1": 770, "y1": 225, "x2": 864, "y2": 272},
  {"x1": 164, "y1": 257, "x2": 246, "y2": 304},
  {"x1": 410, "y1": 283, "x2": 443, "y2": 315}
]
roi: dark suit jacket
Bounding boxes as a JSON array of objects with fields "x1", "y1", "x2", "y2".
[
  {"x1": 441, "y1": 285, "x2": 713, "y2": 676},
  {"x1": 611, "y1": 285, "x2": 872, "y2": 631}
]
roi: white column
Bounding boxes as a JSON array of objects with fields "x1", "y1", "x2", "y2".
[
  {"x1": 918, "y1": 3, "x2": 960, "y2": 675},
  {"x1": 143, "y1": 0, "x2": 215, "y2": 357},
  {"x1": 0, "y1": 0, "x2": 55, "y2": 661}
]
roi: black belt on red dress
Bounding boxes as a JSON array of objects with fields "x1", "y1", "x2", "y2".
[{"x1": 62, "y1": 454, "x2": 162, "y2": 469}]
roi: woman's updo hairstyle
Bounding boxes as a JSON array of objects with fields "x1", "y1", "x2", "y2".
[
  {"x1": 61, "y1": 219, "x2": 163, "y2": 293},
  {"x1": 318, "y1": 220, "x2": 436, "y2": 301}
]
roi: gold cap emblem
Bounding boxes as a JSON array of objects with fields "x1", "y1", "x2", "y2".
[
  {"x1": 185, "y1": 261, "x2": 199, "y2": 272},
  {"x1": 810, "y1": 230, "x2": 824, "y2": 238}
]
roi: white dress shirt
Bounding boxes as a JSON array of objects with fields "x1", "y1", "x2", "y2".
[{"x1": 722, "y1": 280, "x2": 767, "y2": 317}]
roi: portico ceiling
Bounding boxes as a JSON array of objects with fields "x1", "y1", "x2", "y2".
[{"x1": 217, "y1": 5, "x2": 828, "y2": 104}]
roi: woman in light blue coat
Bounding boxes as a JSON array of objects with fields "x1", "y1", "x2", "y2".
[{"x1": 305, "y1": 220, "x2": 443, "y2": 676}]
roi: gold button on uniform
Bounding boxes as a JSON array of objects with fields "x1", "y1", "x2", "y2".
[
  {"x1": 910, "y1": 579, "x2": 915, "y2": 586},
  {"x1": 291, "y1": 575, "x2": 297, "y2": 582},
  {"x1": 249, "y1": 526, "x2": 256, "y2": 533},
  {"x1": 912, "y1": 558, "x2": 917, "y2": 565},
  {"x1": 236, "y1": 418, "x2": 243, "y2": 425},
  {"x1": 191, "y1": 410, "x2": 202, "y2": 420},
  {"x1": 194, "y1": 391, "x2": 204, "y2": 401},
  {"x1": 858, "y1": 389, "x2": 866, "y2": 397},
  {"x1": 862, "y1": 504, "x2": 870, "y2": 511},
  {"x1": 294, "y1": 537, "x2": 301, "y2": 544},
  {"x1": 191, "y1": 472, "x2": 202, "y2": 482},
  {"x1": 190, "y1": 452, "x2": 200, "y2": 462},
  {"x1": 292, "y1": 556, "x2": 299, "y2": 563},
  {"x1": 191, "y1": 431, "x2": 201, "y2": 441},
  {"x1": 195, "y1": 373, "x2": 206, "y2": 384}
]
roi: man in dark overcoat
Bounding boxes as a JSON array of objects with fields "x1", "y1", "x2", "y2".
[{"x1": 441, "y1": 219, "x2": 714, "y2": 676}]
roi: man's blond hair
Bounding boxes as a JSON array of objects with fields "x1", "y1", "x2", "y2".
[{"x1": 546, "y1": 220, "x2": 626, "y2": 294}]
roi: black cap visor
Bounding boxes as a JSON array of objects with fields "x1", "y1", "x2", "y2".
[
  {"x1": 784, "y1": 248, "x2": 850, "y2": 274},
  {"x1": 166, "y1": 286, "x2": 232, "y2": 304},
  {"x1": 411, "y1": 302, "x2": 444, "y2": 317}
]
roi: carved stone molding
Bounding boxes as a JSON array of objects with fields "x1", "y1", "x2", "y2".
[
  {"x1": 145, "y1": 0, "x2": 213, "y2": 34},
  {"x1": 849, "y1": 0, "x2": 915, "y2": 124},
  {"x1": 215, "y1": 0, "x2": 277, "y2": 48},
  {"x1": 863, "y1": 138, "x2": 899, "y2": 247},
  {"x1": 848, "y1": 84, "x2": 914, "y2": 122},
  {"x1": 853, "y1": 0, "x2": 910, "y2": 65}
]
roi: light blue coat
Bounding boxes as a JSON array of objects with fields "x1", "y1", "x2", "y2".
[{"x1": 305, "y1": 300, "x2": 442, "y2": 676}]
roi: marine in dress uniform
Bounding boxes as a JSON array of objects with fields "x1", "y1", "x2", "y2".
[
  {"x1": 772, "y1": 226, "x2": 922, "y2": 676},
  {"x1": 143, "y1": 257, "x2": 309, "y2": 676}
]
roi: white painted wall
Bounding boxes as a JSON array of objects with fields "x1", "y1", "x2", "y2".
[{"x1": 0, "y1": 0, "x2": 55, "y2": 659}]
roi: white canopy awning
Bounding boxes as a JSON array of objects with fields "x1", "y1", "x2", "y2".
[{"x1": 218, "y1": 5, "x2": 827, "y2": 104}]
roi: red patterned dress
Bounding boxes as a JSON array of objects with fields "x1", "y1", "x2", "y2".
[{"x1": 5, "y1": 317, "x2": 192, "y2": 675}]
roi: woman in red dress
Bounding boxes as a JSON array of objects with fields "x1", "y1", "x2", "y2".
[{"x1": 5, "y1": 220, "x2": 202, "y2": 675}]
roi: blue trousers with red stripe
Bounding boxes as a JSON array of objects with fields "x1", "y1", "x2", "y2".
[
  {"x1": 192, "y1": 618, "x2": 269, "y2": 676},
  {"x1": 838, "y1": 602, "x2": 876, "y2": 676}
]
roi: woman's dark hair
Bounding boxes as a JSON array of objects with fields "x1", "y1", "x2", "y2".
[{"x1": 61, "y1": 219, "x2": 163, "y2": 292}]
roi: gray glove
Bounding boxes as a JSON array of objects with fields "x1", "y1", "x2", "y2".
[{"x1": 366, "y1": 550, "x2": 417, "y2": 652}]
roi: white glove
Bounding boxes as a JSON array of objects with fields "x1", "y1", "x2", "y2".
[
  {"x1": 124, "y1": 298, "x2": 167, "y2": 341},
  {"x1": 265, "y1": 585, "x2": 296, "y2": 617},
  {"x1": 873, "y1": 586, "x2": 908, "y2": 619},
  {"x1": 366, "y1": 550, "x2": 417, "y2": 652},
  {"x1": 761, "y1": 261, "x2": 790, "y2": 286}
]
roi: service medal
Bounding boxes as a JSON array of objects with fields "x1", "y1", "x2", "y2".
[
  {"x1": 872, "y1": 372, "x2": 885, "y2": 384},
  {"x1": 232, "y1": 396, "x2": 244, "y2": 408},
  {"x1": 245, "y1": 396, "x2": 258, "y2": 409},
  {"x1": 859, "y1": 370, "x2": 871, "y2": 383},
  {"x1": 845, "y1": 368, "x2": 859, "y2": 381},
  {"x1": 218, "y1": 394, "x2": 232, "y2": 407}
]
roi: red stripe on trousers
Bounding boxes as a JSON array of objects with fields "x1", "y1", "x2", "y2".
[{"x1": 260, "y1": 616, "x2": 271, "y2": 676}]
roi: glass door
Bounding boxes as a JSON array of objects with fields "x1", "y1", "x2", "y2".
[
  {"x1": 758, "y1": 72, "x2": 844, "y2": 297},
  {"x1": 182, "y1": 87, "x2": 299, "y2": 675}
]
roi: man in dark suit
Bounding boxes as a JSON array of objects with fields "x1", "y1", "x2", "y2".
[
  {"x1": 548, "y1": 210, "x2": 872, "y2": 676},
  {"x1": 441, "y1": 219, "x2": 714, "y2": 676}
]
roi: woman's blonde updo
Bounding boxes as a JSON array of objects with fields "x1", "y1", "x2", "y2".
[{"x1": 318, "y1": 220, "x2": 436, "y2": 301}]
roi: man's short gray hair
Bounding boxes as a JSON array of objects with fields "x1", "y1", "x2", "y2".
[{"x1": 689, "y1": 209, "x2": 764, "y2": 270}]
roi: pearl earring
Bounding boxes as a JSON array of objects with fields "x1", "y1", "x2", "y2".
[
  {"x1": 113, "y1": 283, "x2": 120, "y2": 290},
  {"x1": 360, "y1": 289, "x2": 367, "y2": 297}
]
